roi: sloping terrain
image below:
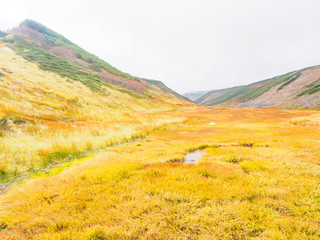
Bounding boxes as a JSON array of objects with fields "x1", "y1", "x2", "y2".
[
  {"x1": 2, "y1": 19, "x2": 187, "y2": 101},
  {"x1": 0, "y1": 20, "x2": 193, "y2": 187},
  {"x1": 144, "y1": 79, "x2": 191, "y2": 102},
  {"x1": 183, "y1": 90, "x2": 212, "y2": 101},
  {"x1": 197, "y1": 66, "x2": 320, "y2": 109},
  {"x1": 0, "y1": 19, "x2": 320, "y2": 240}
]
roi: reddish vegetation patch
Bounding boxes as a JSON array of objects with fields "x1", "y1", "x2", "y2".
[
  {"x1": 100, "y1": 69, "x2": 147, "y2": 94},
  {"x1": 50, "y1": 47, "x2": 100, "y2": 72},
  {"x1": 9, "y1": 25, "x2": 147, "y2": 94},
  {"x1": 100, "y1": 69, "x2": 146, "y2": 87},
  {"x1": 139, "y1": 78, "x2": 148, "y2": 85},
  {"x1": 74, "y1": 58, "x2": 99, "y2": 71},
  {"x1": 250, "y1": 83, "x2": 264, "y2": 89},
  {"x1": 11, "y1": 26, "x2": 46, "y2": 41},
  {"x1": 249, "y1": 79, "x2": 273, "y2": 89},
  {"x1": 51, "y1": 46, "x2": 78, "y2": 59},
  {"x1": 49, "y1": 47, "x2": 146, "y2": 94}
]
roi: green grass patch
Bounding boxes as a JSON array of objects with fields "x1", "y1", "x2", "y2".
[
  {"x1": 10, "y1": 42, "x2": 109, "y2": 92},
  {"x1": 238, "y1": 142, "x2": 254, "y2": 147},
  {"x1": 32, "y1": 155, "x2": 94, "y2": 178},
  {"x1": 38, "y1": 147, "x2": 86, "y2": 168},
  {"x1": 196, "y1": 72, "x2": 302, "y2": 105},
  {"x1": 117, "y1": 88, "x2": 144, "y2": 99},
  {"x1": 20, "y1": 19, "x2": 141, "y2": 83},
  {"x1": 277, "y1": 72, "x2": 301, "y2": 91},
  {"x1": 207, "y1": 86, "x2": 251, "y2": 105},
  {"x1": 223, "y1": 156, "x2": 241, "y2": 163},
  {"x1": 240, "y1": 72, "x2": 296, "y2": 102},
  {"x1": 186, "y1": 144, "x2": 209, "y2": 153},
  {"x1": 0, "y1": 164, "x2": 7, "y2": 177},
  {"x1": 167, "y1": 157, "x2": 184, "y2": 163},
  {"x1": 295, "y1": 78, "x2": 320, "y2": 98}
]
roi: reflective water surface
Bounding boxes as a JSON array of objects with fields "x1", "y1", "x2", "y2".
[{"x1": 185, "y1": 150, "x2": 205, "y2": 164}]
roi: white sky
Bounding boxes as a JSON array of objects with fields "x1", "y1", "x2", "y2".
[{"x1": 1, "y1": 0, "x2": 320, "y2": 94}]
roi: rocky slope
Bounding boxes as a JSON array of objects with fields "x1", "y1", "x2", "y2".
[{"x1": 196, "y1": 66, "x2": 320, "y2": 109}]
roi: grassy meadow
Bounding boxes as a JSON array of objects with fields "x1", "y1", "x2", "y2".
[
  {"x1": 1, "y1": 21, "x2": 319, "y2": 240},
  {"x1": 1, "y1": 107, "x2": 320, "y2": 239},
  {"x1": 0, "y1": 43, "x2": 188, "y2": 185}
]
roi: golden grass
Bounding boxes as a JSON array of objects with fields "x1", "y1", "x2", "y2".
[
  {"x1": 0, "y1": 43, "x2": 191, "y2": 183},
  {"x1": 1, "y1": 108, "x2": 320, "y2": 239}
]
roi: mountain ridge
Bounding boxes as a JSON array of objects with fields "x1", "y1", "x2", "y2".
[
  {"x1": 187, "y1": 65, "x2": 320, "y2": 109},
  {"x1": 0, "y1": 20, "x2": 194, "y2": 187},
  {"x1": 1, "y1": 19, "x2": 188, "y2": 102},
  {"x1": 183, "y1": 90, "x2": 213, "y2": 101}
]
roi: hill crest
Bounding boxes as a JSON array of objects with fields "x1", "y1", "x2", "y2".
[{"x1": 1, "y1": 19, "x2": 188, "y2": 102}]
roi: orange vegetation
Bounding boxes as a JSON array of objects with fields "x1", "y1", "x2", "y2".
[{"x1": 1, "y1": 108, "x2": 320, "y2": 239}]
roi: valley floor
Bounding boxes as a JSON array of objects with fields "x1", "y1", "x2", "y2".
[{"x1": 1, "y1": 108, "x2": 320, "y2": 239}]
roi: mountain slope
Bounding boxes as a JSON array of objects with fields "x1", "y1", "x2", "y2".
[
  {"x1": 2, "y1": 19, "x2": 188, "y2": 101},
  {"x1": 144, "y1": 79, "x2": 192, "y2": 102},
  {"x1": 183, "y1": 90, "x2": 212, "y2": 101},
  {"x1": 0, "y1": 20, "x2": 193, "y2": 185},
  {"x1": 197, "y1": 66, "x2": 320, "y2": 109}
]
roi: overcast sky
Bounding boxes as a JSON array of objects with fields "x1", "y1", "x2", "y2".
[{"x1": 1, "y1": 0, "x2": 320, "y2": 94}]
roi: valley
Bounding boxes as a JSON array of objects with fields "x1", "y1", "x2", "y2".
[
  {"x1": 1, "y1": 108, "x2": 320, "y2": 239},
  {"x1": 0, "y1": 19, "x2": 320, "y2": 240},
  {"x1": 0, "y1": 42, "x2": 192, "y2": 188}
]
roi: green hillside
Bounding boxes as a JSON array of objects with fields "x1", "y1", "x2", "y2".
[{"x1": 19, "y1": 19, "x2": 140, "y2": 82}]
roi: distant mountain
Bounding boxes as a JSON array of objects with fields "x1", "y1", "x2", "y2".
[
  {"x1": 0, "y1": 30, "x2": 7, "y2": 37},
  {"x1": 183, "y1": 90, "x2": 212, "y2": 101},
  {"x1": 1, "y1": 19, "x2": 188, "y2": 103},
  {"x1": 196, "y1": 66, "x2": 320, "y2": 109},
  {"x1": 144, "y1": 79, "x2": 191, "y2": 102}
]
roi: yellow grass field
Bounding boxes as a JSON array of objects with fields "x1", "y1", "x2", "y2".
[
  {"x1": 1, "y1": 107, "x2": 320, "y2": 239},
  {"x1": 0, "y1": 43, "x2": 191, "y2": 185}
]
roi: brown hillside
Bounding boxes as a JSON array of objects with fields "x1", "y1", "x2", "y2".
[{"x1": 196, "y1": 66, "x2": 320, "y2": 109}]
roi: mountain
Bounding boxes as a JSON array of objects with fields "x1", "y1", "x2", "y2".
[
  {"x1": 183, "y1": 90, "x2": 212, "y2": 101},
  {"x1": 196, "y1": 66, "x2": 320, "y2": 109},
  {"x1": 1, "y1": 19, "x2": 188, "y2": 101},
  {"x1": 0, "y1": 30, "x2": 7, "y2": 38},
  {"x1": 2, "y1": 20, "x2": 320, "y2": 240},
  {"x1": 0, "y1": 20, "x2": 193, "y2": 185},
  {"x1": 144, "y1": 79, "x2": 191, "y2": 102}
]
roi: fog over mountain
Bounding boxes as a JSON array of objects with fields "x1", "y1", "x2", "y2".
[{"x1": 1, "y1": 0, "x2": 320, "y2": 94}]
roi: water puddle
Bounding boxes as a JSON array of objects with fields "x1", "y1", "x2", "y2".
[{"x1": 185, "y1": 150, "x2": 205, "y2": 164}]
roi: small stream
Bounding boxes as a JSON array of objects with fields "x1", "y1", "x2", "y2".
[{"x1": 185, "y1": 150, "x2": 205, "y2": 164}]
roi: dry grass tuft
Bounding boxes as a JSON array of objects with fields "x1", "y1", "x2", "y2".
[{"x1": 0, "y1": 108, "x2": 320, "y2": 239}]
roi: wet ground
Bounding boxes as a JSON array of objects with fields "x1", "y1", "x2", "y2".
[{"x1": 185, "y1": 150, "x2": 205, "y2": 164}]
